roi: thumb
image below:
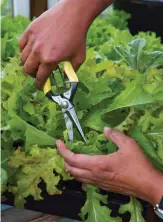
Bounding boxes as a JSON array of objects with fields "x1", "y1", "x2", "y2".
[{"x1": 104, "y1": 127, "x2": 132, "y2": 150}]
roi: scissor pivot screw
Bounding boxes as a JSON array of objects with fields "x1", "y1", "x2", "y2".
[{"x1": 61, "y1": 100, "x2": 68, "y2": 109}]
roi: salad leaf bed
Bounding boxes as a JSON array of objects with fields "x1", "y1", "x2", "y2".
[{"x1": 1, "y1": 8, "x2": 163, "y2": 222}]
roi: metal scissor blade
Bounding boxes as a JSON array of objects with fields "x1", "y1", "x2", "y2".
[
  {"x1": 63, "y1": 112, "x2": 73, "y2": 142},
  {"x1": 67, "y1": 107, "x2": 86, "y2": 143}
]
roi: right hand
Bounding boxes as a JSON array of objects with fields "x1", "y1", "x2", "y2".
[
  {"x1": 19, "y1": 0, "x2": 87, "y2": 89},
  {"x1": 57, "y1": 128, "x2": 163, "y2": 206}
]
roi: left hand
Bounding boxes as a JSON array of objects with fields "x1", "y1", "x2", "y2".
[{"x1": 56, "y1": 127, "x2": 163, "y2": 206}]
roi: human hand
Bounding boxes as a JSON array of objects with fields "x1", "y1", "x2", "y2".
[
  {"x1": 56, "y1": 127, "x2": 163, "y2": 206},
  {"x1": 19, "y1": 0, "x2": 88, "y2": 88},
  {"x1": 19, "y1": 0, "x2": 112, "y2": 89}
]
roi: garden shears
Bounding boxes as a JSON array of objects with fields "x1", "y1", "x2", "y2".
[{"x1": 43, "y1": 61, "x2": 86, "y2": 143}]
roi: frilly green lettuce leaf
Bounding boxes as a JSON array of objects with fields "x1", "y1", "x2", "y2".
[
  {"x1": 87, "y1": 10, "x2": 131, "y2": 48},
  {"x1": 119, "y1": 197, "x2": 146, "y2": 222},
  {"x1": 134, "y1": 31, "x2": 163, "y2": 52},
  {"x1": 114, "y1": 38, "x2": 163, "y2": 72},
  {"x1": 114, "y1": 38, "x2": 146, "y2": 70},
  {"x1": 105, "y1": 77, "x2": 154, "y2": 113},
  {"x1": 8, "y1": 111, "x2": 56, "y2": 149},
  {"x1": 80, "y1": 185, "x2": 121, "y2": 222},
  {"x1": 8, "y1": 146, "x2": 72, "y2": 208},
  {"x1": 130, "y1": 127, "x2": 163, "y2": 171},
  {"x1": 1, "y1": 168, "x2": 8, "y2": 194}
]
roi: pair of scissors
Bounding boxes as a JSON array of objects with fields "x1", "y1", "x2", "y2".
[{"x1": 43, "y1": 61, "x2": 86, "y2": 143}]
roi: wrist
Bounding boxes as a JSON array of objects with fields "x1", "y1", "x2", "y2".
[
  {"x1": 140, "y1": 169, "x2": 163, "y2": 206},
  {"x1": 150, "y1": 171, "x2": 163, "y2": 206},
  {"x1": 60, "y1": 0, "x2": 113, "y2": 32}
]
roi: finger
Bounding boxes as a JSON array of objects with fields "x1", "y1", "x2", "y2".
[
  {"x1": 75, "y1": 177, "x2": 95, "y2": 185},
  {"x1": 19, "y1": 30, "x2": 29, "y2": 52},
  {"x1": 57, "y1": 140, "x2": 102, "y2": 170},
  {"x1": 65, "y1": 162, "x2": 93, "y2": 179},
  {"x1": 82, "y1": 183, "x2": 87, "y2": 191},
  {"x1": 104, "y1": 127, "x2": 136, "y2": 150},
  {"x1": 21, "y1": 41, "x2": 33, "y2": 63},
  {"x1": 99, "y1": 185, "x2": 135, "y2": 197},
  {"x1": 71, "y1": 53, "x2": 85, "y2": 71},
  {"x1": 24, "y1": 52, "x2": 40, "y2": 77},
  {"x1": 99, "y1": 185, "x2": 124, "y2": 193},
  {"x1": 35, "y1": 63, "x2": 55, "y2": 89},
  {"x1": 71, "y1": 58, "x2": 83, "y2": 72},
  {"x1": 98, "y1": 182, "x2": 128, "y2": 192},
  {"x1": 98, "y1": 181, "x2": 132, "y2": 191}
]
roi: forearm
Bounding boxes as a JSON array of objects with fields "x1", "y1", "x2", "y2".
[{"x1": 59, "y1": 0, "x2": 114, "y2": 33}]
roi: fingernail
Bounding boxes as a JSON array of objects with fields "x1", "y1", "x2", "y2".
[
  {"x1": 56, "y1": 139, "x2": 61, "y2": 147},
  {"x1": 104, "y1": 127, "x2": 112, "y2": 133}
]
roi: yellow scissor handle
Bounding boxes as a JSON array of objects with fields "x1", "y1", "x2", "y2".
[
  {"x1": 63, "y1": 61, "x2": 79, "y2": 83},
  {"x1": 43, "y1": 78, "x2": 51, "y2": 95},
  {"x1": 43, "y1": 61, "x2": 78, "y2": 95}
]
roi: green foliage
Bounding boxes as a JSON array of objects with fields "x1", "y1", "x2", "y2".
[
  {"x1": 114, "y1": 38, "x2": 163, "y2": 72},
  {"x1": 1, "y1": 15, "x2": 30, "y2": 61},
  {"x1": 87, "y1": 11, "x2": 162, "y2": 62},
  {"x1": 1, "y1": 168, "x2": 8, "y2": 194},
  {"x1": 131, "y1": 127, "x2": 163, "y2": 171},
  {"x1": 1, "y1": 10, "x2": 163, "y2": 222},
  {"x1": 87, "y1": 10, "x2": 131, "y2": 48}
]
